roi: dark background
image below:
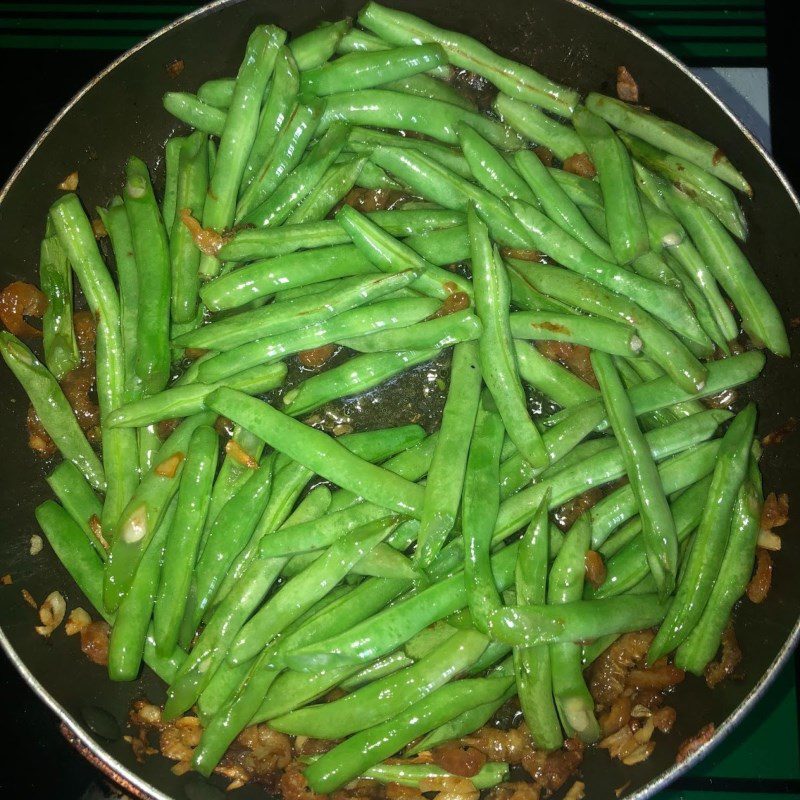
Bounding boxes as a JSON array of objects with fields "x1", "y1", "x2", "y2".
[{"x1": 0, "y1": 0, "x2": 797, "y2": 797}]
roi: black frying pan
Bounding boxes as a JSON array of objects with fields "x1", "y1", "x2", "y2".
[{"x1": 1, "y1": 2, "x2": 799, "y2": 798}]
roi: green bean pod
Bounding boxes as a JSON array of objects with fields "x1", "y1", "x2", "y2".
[
  {"x1": 381, "y1": 71, "x2": 473, "y2": 110},
  {"x1": 358, "y1": 2, "x2": 578, "y2": 115},
  {"x1": 175, "y1": 270, "x2": 419, "y2": 351},
  {"x1": 162, "y1": 92, "x2": 226, "y2": 136},
  {"x1": 302, "y1": 43, "x2": 447, "y2": 95},
  {"x1": 592, "y1": 351, "x2": 679, "y2": 595},
  {"x1": 286, "y1": 156, "x2": 368, "y2": 225},
  {"x1": 649, "y1": 403, "x2": 757, "y2": 662},
  {"x1": 1, "y1": 332, "x2": 105, "y2": 490},
  {"x1": 469, "y1": 208, "x2": 548, "y2": 467},
  {"x1": 585, "y1": 92, "x2": 751, "y2": 195},
  {"x1": 152, "y1": 425, "x2": 219, "y2": 656},
  {"x1": 336, "y1": 204, "x2": 472, "y2": 299},
  {"x1": 197, "y1": 78, "x2": 235, "y2": 109},
  {"x1": 548, "y1": 516, "x2": 601, "y2": 742},
  {"x1": 289, "y1": 19, "x2": 351, "y2": 70},
  {"x1": 200, "y1": 25, "x2": 285, "y2": 278},
  {"x1": 39, "y1": 227, "x2": 79, "y2": 380},
  {"x1": 46, "y1": 461, "x2": 105, "y2": 558},
  {"x1": 513, "y1": 492, "x2": 563, "y2": 749},
  {"x1": 161, "y1": 136, "x2": 184, "y2": 234},
  {"x1": 319, "y1": 89, "x2": 524, "y2": 151}
]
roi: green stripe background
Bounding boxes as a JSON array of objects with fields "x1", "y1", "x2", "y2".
[{"x1": 0, "y1": 1, "x2": 766, "y2": 61}]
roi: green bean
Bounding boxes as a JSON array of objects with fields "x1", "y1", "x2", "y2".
[
  {"x1": 229, "y1": 517, "x2": 399, "y2": 665},
  {"x1": 621, "y1": 133, "x2": 746, "y2": 239},
  {"x1": 50, "y1": 193, "x2": 139, "y2": 529},
  {"x1": 175, "y1": 270, "x2": 418, "y2": 351},
  {"x1": 407, "y1": 685, "x2": 516, "y2": 754},
  {"x1": 488, "y1": 593, "x2": 669, "y2": 647},
  {"x1": 169, "y1": 132, "x2": 208, "y2": 325},
  {"x1": 201, "y1": 244, "x2": 374, "y2": 312},
  {"x1": 509, "y1": 261, "x2": 708, "y2": 392},
  {"x1": 414, "y1": 342, "x2": 482, "y2": 566},
  {"x1": 242, "y1": 46, "x2": 299, "y2": 190},
  {"x1": 290, "y1": 19, "x2": 351, "y2": 70},
  {"x1": 492, "y1": 94, "x2": 582, "y2": 160},
  {"x1": 649, "y1": 404, "x2": 757, "y2": 662},
  {"x1": 641, "y1": 196, "x2": 686, "y2": 248},
  {"x1": 500, "y1": 401, "x2": 606, "y2": 501},
  {"x1": 197, "y1": 78, "x2": 235, "y2": 109},
  {"x1": 514, "y1": 149, "x2": 615, "y2": 260},
  {"x1": 123, "y1": 156, "x2": 171, "y2": 396},
  {"x1": 46, "y1": 461, "x2": 104, "y2": 558},
  {"x1": 456, "y1": 122, "x2": 539, "y2": 206},
  {"x1": 161, "y1": 136, "x2": 184, "y2": 234},
  {"x1": 513, "y1": 338, "x2": 599, "y2": 408},
  {"x1": 398, "y1": 223, "x2": 472, "y2": 266},
  {"x1": 337, "y1": 26, "x2": 452, "y2": 80},
  {"x1": 462, "y1": 393, "x2": 505, "y2": 632},
  {"x1": 381, "y1": 71, "x2": 473, "y2": 110},
  {"x1": 513, "y1": 492, "x2": 562, "y2": 749},
  {"x1": 675, "y1": 475, "x2": 761, "y2": 673},
  {"x1": 550, "y1": 168, "x2": 604, "y2": 209},
  {"x1": 469, "y1": 208, "x2": 548, "y2": 467},
  {"x1": 342, "y1": 309, "x2": 481, "y2": 353},
  {"x1": 285, "y1": 543, "x2": 519, "y2": 672},
  {"x1": 242, "y1": 121, "x2": 352, "y2": 228},
  {"x1": 591, "y1": 441, "x2": 720, "y2": 549},
  {"x1": 592, "y1": 351, "x2": 679, "y2": 595},
  {"x1": 107, "y1": 362, "x2": 287, "y2": 427},
  {"x1": 508, "y1": 200, "x2": 709, "y2": 356},
  {"x1": 236, "y1": 97, "x2": 323, "y2": 221},
  {"x1": 359, "y1": 2, "x2": 578, "y2": 115},
  {"x1": 360, "y1": 762, "x2": 508, "y2": 789},
  {"x1": 197, "y1": 297, "x2": 437, "y2": 384},
  {"x1": 97, "y1": 200, "x2": 138, "y2": 400},
  {"x1": 507, "y1": 261, "x2": 571, "y2": 314},
  {"x1": 663, "y1": 182, "x2": 789, "y2": 357},
  {"x1": 510, "y1": 310, "x2": 641, "y2": 356},
  {"x1": 585, "y1": 92, "x2": 751, "y2": 195},
  {"x1": 152, "y1": 426, "x2": 219, "y2": 656},
  {"x1": 1, "y1": 332, "x2": 105, "y2": 489},
  {"x1": 199, "y1": 26, "x2": 285, "y2": 279},
  {"x1": 338, "y1": 653, "x2": 412, "y2": 693},
  {"x1": 108, "y1": 501, "x2": 177, "y2": 681},
  {"x1": 287, "y1": 157, "x2": 368, "y2": 225},
  {"x1": 302, "y1": 677, "x2": 513, "y2": 792},
  {"x1": 572, "y1": 107, "x2": 648, "y2": 264},
  {"x1": 103, "y1": 412, "x2": 216, "y2": 612},
  {"x1": 206, "y1": 388, "x2": 425, "y2": 517},
  {"x1": 595, "y1": 475, "x2": 713, "y2": 598},
  {"x1": 348, "y1": 126, "x2": 471, "y2": 178},
  {"x1": 283, "y1": 348, "x2": 439, "y2": 417},
  {"x1": 274, "y1": 628, "x2": 487, "y2": 738},
  {"x1": 35, "y1": 500, "x2": 185, "y2": 683},
  {"x1": 337, "y1": 205, "x2": 471, "y2": 299},
  {"x1": 303, "y1": 43, "x2": 446, "y2": 95},
  {"x1": 548, "y1": 516, "x2": 600, "y2": 742},
  {"x1": 371, "y1": 146, "x2": 530, "y2": 247},
  {"x1": 162, "y1": 92, "x2": 226, "y2": 136},
  {"x1": 39, "y1": 227, "x2": 79, "y2": 379},
  {"x1": 319, "y1": 90, "x2": 524, "y2": 151},
  {"x1": 219, "y1": 209, "x2": 464, "y2": 262}
]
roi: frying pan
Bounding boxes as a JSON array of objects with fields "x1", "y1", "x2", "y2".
[{"x1": 1, "y1": 1, "x2": 798, "y2": 798}]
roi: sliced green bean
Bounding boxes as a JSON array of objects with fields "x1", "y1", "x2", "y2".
[
  {"x1": 469, "y1": 207, "x2": 548, "y2": 467},
  {"x1": 359, "y1": 2, "x2": 578, "y2": 115},
  {"x1": 649, "y1": 403, "x2": 757, "y2": 662}
]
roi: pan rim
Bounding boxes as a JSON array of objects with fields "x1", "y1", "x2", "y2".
[{"x1": 1, "y1": 1, "x2": 798, "y2": 798}]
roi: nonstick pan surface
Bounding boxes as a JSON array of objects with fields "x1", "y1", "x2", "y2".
[{"x1": 1, "y1": 2, "x2": 799, "y2": 798}]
